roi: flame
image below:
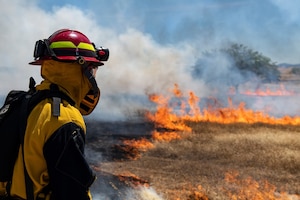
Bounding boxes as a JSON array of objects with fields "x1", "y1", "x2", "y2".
[
  {"x1": 113, "y1": 138, "x2": 154, "y2": 160},
  {"x1": 186, "y1": 185, "x2": 209, "y2": 200},
  {"x1": 240, "y1": 84, "x2": 295, "y2": 96},
  {"x1": 152, "y1": 131, "x2": 181, "y2": 142},
  {"x1": 112, "y1": 83, "x2": 300, "y2": 199},
  {"x1": 147, "y1": 84, "x2": 300, "y2": 126},
  {"x1": 146, "y1": 93, "x2": 192, "y2": 132},
  {"x1": 118, "y1": 84, "x2": 300, "y2": 161},
  {"x1": 224, "y1": 171, "x2": 299, "y2": 200},
  {"x1": 120, "y1": 84, "x2": 300, "y2": 159},
  {"x1": 117, "y1": 171, "x2": 150, "y2": 188},
  {"x1": 122, "y1": 138, "x2": 155, "y2": 152}
]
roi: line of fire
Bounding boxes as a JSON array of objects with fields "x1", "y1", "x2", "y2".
[{"x1": 87, "y1": 80, "x2": 300, "y2": 200}]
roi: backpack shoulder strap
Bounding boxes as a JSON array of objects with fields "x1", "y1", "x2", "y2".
[
  {"x1": 20, "y1": 94, "x2": 34, "y2": 200},
  {"x1": 27, "y1": 83, "x2": 75, "y2": 116},
  {"x1": 19, "y1": 79, "x2": 75, "y2": 200}
]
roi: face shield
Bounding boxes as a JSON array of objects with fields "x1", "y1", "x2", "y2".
[
  {"x1": 40, "y1": 60, "x2": 101, "y2": 116},
  {"x1": 78, "y1": 57, "x2": 101, "y2": 116}
]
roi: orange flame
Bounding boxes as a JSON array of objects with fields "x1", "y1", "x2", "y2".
[
  {"x1": 224, "y1": 171, "x2": 299, "y2": 200},
  {"x1": 152, "y1": 130, "x2": 181, "y2": 142},
  {"x1": 119, "y1": 84, "x2": 300, "y2": 160},
  {"x1": 117, "y1": 171, "x2": 150, "y2": 188},
  {"x1": 241, "y1": 84, "x2": 295, "y2": 96},
  {"x1": 146, "y1": 92, "x2": 192, "y2": 132},
  {"x1": 147, "y1": 84, "x2": 300, "y2": 126},
  {"x1": 115, "y1": 84, "x2": 300, "y2": 199},
  {"x1": 114, "y1": 138, "x2": 155, "y2": 160},
  {"x1": 122, "y1": 138, "x2": 154, "y2": 152}
]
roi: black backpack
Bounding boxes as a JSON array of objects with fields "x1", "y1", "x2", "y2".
[{"x1": 0, "y1": 77, "x2": 75, "y2": 199}]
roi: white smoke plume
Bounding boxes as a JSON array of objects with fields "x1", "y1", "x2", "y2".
[
  {"x1": 92, "y1": 187, "x2": 164, "y2": 200},
  {"x1": 0, "y1": 0, "x2": 202, "y2": 121},
  {"x1": 123, "y1": 187, "x2": 164, "y2": 200},
  {"x1": 1, "y1": 0, "x2": 300, "y2": 120},
  {"x1": 1, "y1": 0, "x2": 300, "y2": 199}
]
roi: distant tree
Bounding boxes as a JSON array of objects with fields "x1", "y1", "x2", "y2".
[
  {"x1": 192, "y1": 43, "x2": 280, "y2": 88},
  {"x1": 221, "y1": 43, "x2": 280, "y2": 83},
  {"x1": 291, "y1": 67, "x2": 300, "y2": 75}
]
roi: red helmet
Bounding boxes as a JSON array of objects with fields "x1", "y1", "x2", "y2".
[{"x1": 29, "y1": 29, "x2": 109, "y2": 65}]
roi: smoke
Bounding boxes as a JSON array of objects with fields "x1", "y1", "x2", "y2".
[
  {"x1": 92, "y1": 187, "x2": 164, "y2": 200},
  {"x1": 123, "y1": 187, "x2": 164, "y2": 200},
  {"x1": 1, "y1": 0, "x2": 300, "y2": 198},
  {"x1": 94, "y1": 29, "x2": 200, "y2": 120},
  {"x1": 1, "y1": 0, "x2": 300, "y2": 120},
  {"x1": 86, "y1": 148, "x2": 165, "y2": 200}
]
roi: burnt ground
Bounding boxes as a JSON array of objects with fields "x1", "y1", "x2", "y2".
[
  {"x1": 86, "y1": 120, "x2": 154, "y2": 161},
  {"x1": 85, "y1": 120, "x2": 300, "y2": 200},
  {"x1": 84, "y1": 70, "x2": 300, "y2": 200},
  {"x1": 85, "y1": 120, "x2": 158, "y2": 199}
]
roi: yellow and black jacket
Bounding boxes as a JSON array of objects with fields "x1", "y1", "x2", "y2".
[{"x1": 0, "y1": 60, "x2": 96, "y2": 199}]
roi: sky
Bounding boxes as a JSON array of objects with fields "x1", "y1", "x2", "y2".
[{"x1": 1, "y1": 0, "x2": 300, "y2": 120}]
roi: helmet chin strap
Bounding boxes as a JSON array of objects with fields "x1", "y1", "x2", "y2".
[{"x1": 77, "y1": 56, "x2": 99, "y2": 98}]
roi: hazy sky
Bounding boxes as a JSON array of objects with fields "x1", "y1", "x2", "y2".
[
  {"x1": 1, "y1": 0, "x2": 300, "y2": 120},
  {"x1": 35, "y1": 0, "x2": 300, "y2": 63}
]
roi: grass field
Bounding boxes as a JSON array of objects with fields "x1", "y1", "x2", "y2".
[
  {"x1": 95, "y1": 67, "x2": 300, "y2": 199},
  {"x1": 99, "y1": 122, "x2": 300, "y2": 199}
]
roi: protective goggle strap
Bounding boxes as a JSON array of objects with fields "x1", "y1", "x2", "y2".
[
  {"x1": 77, "y1": 56, "x2": 99, "y2": 98},
  {"x1": 44, "y1": 39, "x2": 57, "y2": 58}
]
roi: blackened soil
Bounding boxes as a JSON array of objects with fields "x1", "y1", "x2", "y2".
[
  {"x1": 85, "y1": 120, "x2": 156, "y2": 199},
  {"x1": 85, "y1": 120, "x2": 155, "y2": 161}
]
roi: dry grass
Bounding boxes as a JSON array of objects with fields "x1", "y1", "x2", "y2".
[
  {"x1": 96, "y1": 66, "x2": 300, "y2": 199},
  {"x1": 100, "y1": 122, "x2": 300, "y2": 200}
]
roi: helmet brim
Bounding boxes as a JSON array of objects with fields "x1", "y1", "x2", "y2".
[{"x1": 29, "y1": 56, "x2": 104, "y2": 66}]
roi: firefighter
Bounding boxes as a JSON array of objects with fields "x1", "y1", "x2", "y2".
[{"x1": 0, "y1": 29, "x2": 109, "y2": 199}]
